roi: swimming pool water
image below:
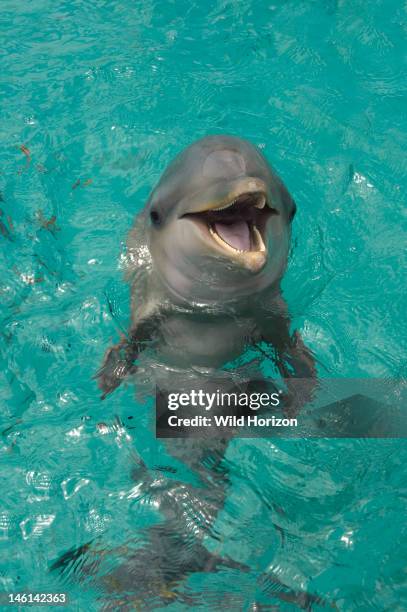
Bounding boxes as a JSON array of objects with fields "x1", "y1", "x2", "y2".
[{"x1": 1, "y1": 0, "x2": 406, "y2": 609}]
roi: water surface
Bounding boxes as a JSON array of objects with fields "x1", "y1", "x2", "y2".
[{"x1": 1, "y1": 0, "x2": 406, "y2": 609}]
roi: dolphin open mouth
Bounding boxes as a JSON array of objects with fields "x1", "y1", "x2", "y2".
[{"x1": 183, "y1": 192, "x2": 277, "y2": 255}]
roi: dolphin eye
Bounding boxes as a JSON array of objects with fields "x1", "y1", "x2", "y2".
[{"x1": 150, "y1": 210, "x2": 161, "y2": 226}]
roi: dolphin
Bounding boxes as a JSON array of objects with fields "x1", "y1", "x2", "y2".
[
  {"x1": 53, "y1": 136, "x2": 319, "y2": 608},
  {"x1": 98, "y1": 134, "x2": 315, "y2": 397}
]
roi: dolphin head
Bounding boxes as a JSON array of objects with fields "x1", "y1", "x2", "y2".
[{"x1": 144, "y1": 135, "x2": 296, "y2": 303}]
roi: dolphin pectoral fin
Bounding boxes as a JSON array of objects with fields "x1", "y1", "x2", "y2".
[
  {"x1": 95, "y1": 315, "x2": 161, "y2": 400},
  {"x1": 94, "y1": 336, "x2": 138, "y2": 399},
  {"x1": 258, "y1": 298, "x2": 318, "y2": 416},
  {"x1": 259, "y1": 330, "x2": 318, "y2": 416}
]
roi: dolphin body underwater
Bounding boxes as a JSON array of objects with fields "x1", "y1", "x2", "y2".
[{"x1": 53, "y1": 136, "x2": 321, "y2": 608}]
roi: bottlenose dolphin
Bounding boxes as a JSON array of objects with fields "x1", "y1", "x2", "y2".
[
  {"x1": 98, "y1": 135, "x2": 314, "y2": 397},
  {"x1": 53, "y1": 136, "x2": 319, "y2": 608}
]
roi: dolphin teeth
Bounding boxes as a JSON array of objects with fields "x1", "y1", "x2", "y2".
[
  {"x1": 211, "y1": 199, "x2": 237, "y2": 211},
  {"x1": 211, "y1": 193, "x2": 266, "y2": 212},
  {"x1": 254, "y1": 195, "x2": 266, "y2": 209},
  {"x1": 252, "y1": 225, "x2": 266, "y2": 252}
]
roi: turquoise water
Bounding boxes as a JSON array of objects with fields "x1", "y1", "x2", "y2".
[{"x1": 1, "y1": 0, "x2": 406, "y2": 609}]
